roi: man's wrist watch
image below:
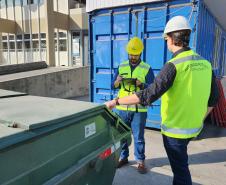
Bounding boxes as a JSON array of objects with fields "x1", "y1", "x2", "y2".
[{"x1": 115, "y1": 97, "x2": 120, "y2": 105}]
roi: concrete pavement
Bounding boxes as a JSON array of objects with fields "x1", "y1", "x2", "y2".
[{"x1": 113, "y1": 124, "x2": 226, "y2": 185}]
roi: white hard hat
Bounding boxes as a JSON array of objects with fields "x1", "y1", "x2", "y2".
[{"x1": 164, "y1": 16, "x2": 191, "y2": 35}]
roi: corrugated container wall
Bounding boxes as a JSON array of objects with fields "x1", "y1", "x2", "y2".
[
  {"x1": 196, "y1": 1, "x2": 226, "y2": 76},
  {"x1": 89, "y1": 0, "x2": 226, "y2": 129}
]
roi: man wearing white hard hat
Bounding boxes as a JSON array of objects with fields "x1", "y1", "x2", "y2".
[{"x1": 105, "y1": 16, "x2": 219, "y2": 184}]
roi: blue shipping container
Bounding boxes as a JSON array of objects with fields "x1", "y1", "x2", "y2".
[{"x1": 89, "y1": 0, "x2": 226, "y2": 129}]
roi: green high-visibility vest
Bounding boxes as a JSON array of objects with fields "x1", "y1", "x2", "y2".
[
  {"x1": 116, "y1": 60, "x2": 150, "y2": 112},
  {"x1": 161, "y1": 50, "x2": 212, "y2": 138}
]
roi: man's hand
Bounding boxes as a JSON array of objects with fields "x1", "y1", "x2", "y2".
[
  {"x1": 136, "y1": 79, "x2": 142, "y2": 87},
  {"x1": 114, "y1": 75, "x2": 123, "y2": 88},
  {"x1": 116, "y1": 75, "x2": 123, "y2": 83},
  {"x1": 105, "y1": 100, "x2": 117, "y2": 110}
]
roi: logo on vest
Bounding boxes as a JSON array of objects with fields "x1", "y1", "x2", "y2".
[{"x1": 185, "y1": 63, "x2": 209, "y2": 72}]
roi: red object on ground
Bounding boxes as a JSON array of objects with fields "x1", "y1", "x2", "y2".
[{"x1": 210, "y1": 78, "x2": 226, "y2": 127}]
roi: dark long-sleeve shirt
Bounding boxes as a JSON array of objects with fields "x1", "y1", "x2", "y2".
[
  {"x1": 112, "y1": 60, "x2": 155, "y2": 89},
  {"x1": 136, "y1": 48, "x2": 219, "y2": 107}
]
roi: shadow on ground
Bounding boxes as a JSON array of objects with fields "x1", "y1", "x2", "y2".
[
  {"x1": 113, "y1": 162, "x2": 202, "y2": 185},
  {"x1": 148, "y1": 149, "x2": 226, "y2": 168},
  {"x1": 113, "y1": 147, "x2": 226, "y2": 185}
]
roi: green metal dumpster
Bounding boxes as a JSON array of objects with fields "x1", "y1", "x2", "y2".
[{"x1": 0, "y1": 95, "x2": 131, "y2": 185}]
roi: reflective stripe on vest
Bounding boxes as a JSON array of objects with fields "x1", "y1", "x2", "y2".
[
  {"x1": 161, "y1": 124, "x2": 203, "y2": 135},
  {"x1": 119, "y1": 63, "x2": 129, "y2": 67},
  {"x1": 172, "y1": 55, "x2": 204, "y2": 65},
  {"x1": 116, "y1": 104, "x2": 147, "y2": 112},
  {"x1": 119, "y1": 62, "x2": 150, "y2": 70}
]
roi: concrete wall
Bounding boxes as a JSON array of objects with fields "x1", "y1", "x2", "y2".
[
  {"x1": 0, "y1": 18, "x2": 16, "y2": 33},
  {"x1": 70, "y1": 8, "x2": 88, "y2": 30},
  {"x1": 0, "y1": 66, "x2": 89, "y2": 99}
]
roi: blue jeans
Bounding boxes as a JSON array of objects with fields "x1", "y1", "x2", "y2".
[
  {"x1": 163, "y1": 135, "x2": 192, "y2": 185},
  {"x1": 117, "y1": 110, "x2": 147, "y2": 162}
]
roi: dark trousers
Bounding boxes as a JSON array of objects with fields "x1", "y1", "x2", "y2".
[{"x1": 163, "y1": 135, "x2": 192, "y2": 185}]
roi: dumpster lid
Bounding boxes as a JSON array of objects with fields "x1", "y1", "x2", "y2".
[
  {"x1": 0, "y1": 89, "x2": 26, "y2": 98},
  {"x1": 0, "y1": 96, "x2": 102, "y2": 136}
]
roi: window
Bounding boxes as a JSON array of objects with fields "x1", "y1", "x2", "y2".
[
  {"x1": 72, "y1": 37, "x2": 80, "y2": 56},
  {"x1": 9, "y1": 42, "x2": 15, "y2": 50},
  {"x1": 15, "y1": 0, "x2": 21, "y2": 6},
  {"x1": 7, "y1": 0, "x2": 14, "y2": 7},
  {"x1": 59, "y1": 32, "x2": 67, "y2": 38},
  {"x1": 22, "y1": 0, "x2": 34, "y2": 5},
  {"x1": 41, "y1": 33, "x2": 46, "y2": 39},
  {"x1": 24, "y1": 34, "x2": 30, "y2": 40},
  {"x1": 9, "y1": 35, "x2": 14, "y2": 40},
  {"x1": 22, "y1": 0, "x2": 27, "y2": 5},
  {"x1": 34, "y1": 0, "x2": 40, "y2": 4},
  {"x1": 33, "y1": 41, "x2": 39, "y2": 50},
  {"x1": 59, "y1": 40, "x2": 67, "y2": 51},
  {"x1": 0, "y1": 0, "x2": 6, "y2": 8},
  {"x1": 2, "y1": 36, "x2": 7, "y2": 41},
  {"x1": 73, "y1": 32, "x2": 80, "y2": 38},
  {"x1": 54, "y1": 32, "x2": 67, "y2": 39},
  {"x1": 41, "y1": 40, "x2": 46, "y2": 49},
  {"x1": 17, "y1": 41, "x2": 23, "y2": 50},
  {"x1": 24, "y1": 41, "x2": 31, "y2": 49},
  {"x1": 3, "y1": 42, "x2": 8, "y2": 50},
  {"x1": 16, "y1": 35, "x2": 22, "y2": 40},
  {"x1": 29, "y1": 0, "x2": 34, "y2": 4},
  {"x1": 32, "y1": 34, "x2": 39, "y2": 39}
]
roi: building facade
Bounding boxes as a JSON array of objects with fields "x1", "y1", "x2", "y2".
[{"x1": 0, "y1": 0, "x2": 88, "y2": 67}]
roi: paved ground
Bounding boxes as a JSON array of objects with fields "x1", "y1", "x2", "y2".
[{"x1": 113, "y1": 123, "x2": 226, "y2": 185}]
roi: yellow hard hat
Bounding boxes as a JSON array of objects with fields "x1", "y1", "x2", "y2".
[{"x1": 126, "y1": 37, "x2": 144, "y2": 55}]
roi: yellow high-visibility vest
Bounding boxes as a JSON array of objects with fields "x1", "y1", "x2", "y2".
[
  {"x1": 161, "y1": 50, "x2": 212, "y2": 138},
  {"x1": 117, "y1": 60, "x2": 150, "y2": 112}
]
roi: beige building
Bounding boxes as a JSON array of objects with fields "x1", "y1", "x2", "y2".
[{"x1": 0, "y1": 0, "x2": 88, "y2": 67}]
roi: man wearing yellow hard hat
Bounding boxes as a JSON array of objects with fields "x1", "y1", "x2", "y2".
[{"x1": 112, "y1": 37, "x2": 155, "y2": 174}]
